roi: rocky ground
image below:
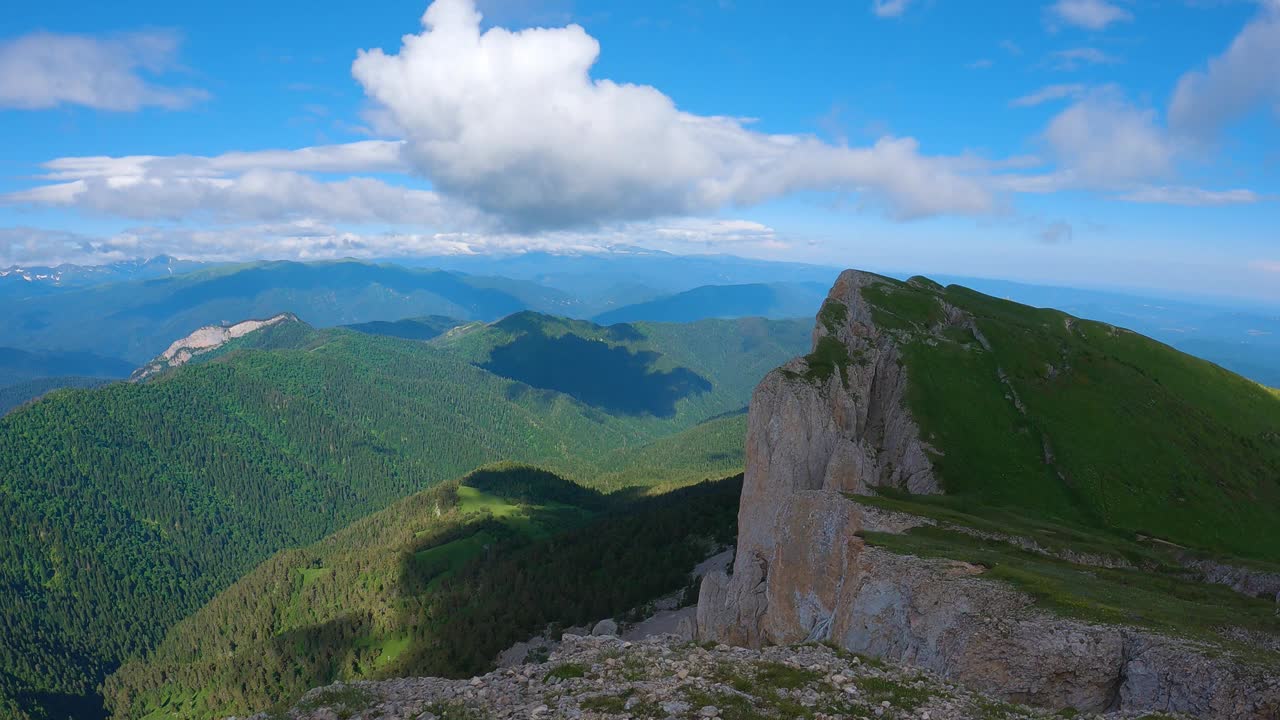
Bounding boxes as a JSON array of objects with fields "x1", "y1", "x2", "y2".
[{"x1": 251, "y1": 633, "x2": 1184, "y2": 720}]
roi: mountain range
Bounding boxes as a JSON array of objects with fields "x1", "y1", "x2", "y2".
[
  {"x1": 0, "y1": 309, "x2": 807, "y2": 719},
  {"x1": 1, "y1": 256, "x2": 1279, "y2": 720},
  {"x1": 3, "y1": 254, "x2": 1277, "y2": 389}
]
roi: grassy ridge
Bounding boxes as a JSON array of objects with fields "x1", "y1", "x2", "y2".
[
  {"x1": 860, "y1": 277, "x2": 1280, "y2": 561},
  {"x1": 104, "y1": 467, "x2": 742, "y2": 720},
  {"x1": 854, "y1": 491, "x2": 1280, "y2": 661},
  {"x1": 0, "y1": 315, "x2": 805, "y2": 720}
]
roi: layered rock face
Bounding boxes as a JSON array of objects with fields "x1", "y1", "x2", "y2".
[
  {"x1": 697, "y1": 270, "x2": 939, "y2": 649},
  {"x1": 696, "y1": 270, "x2": 1280, "y2": 719},
  {"x1": 130, "y1": 313, "x2": 297, "y2": 381}
]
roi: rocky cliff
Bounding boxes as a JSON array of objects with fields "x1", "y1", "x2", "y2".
[
  {"x1": 696, "y1": 270, "x2": 1280, "y2": 719},
  {"x1": 130, "y1": 313, "x2": 298, "y2": 381}
]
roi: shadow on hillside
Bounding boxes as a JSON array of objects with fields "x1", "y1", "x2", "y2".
[
  {"x1": 266, "y1": 615, "x2": 375, "y2": 692},
  {"x1": 384, "y1": 472, "x2": 744, "y2": 681},
  {"x1": 222, "y1": 469, "x2": 741, "y2": 705},
  {"x1": 482, "y1": 333, "x2": 711, "y2": 417}
]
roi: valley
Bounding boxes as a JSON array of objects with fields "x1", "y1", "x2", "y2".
[
  {"x1": 0, "y1": 260, "x2": 1278, "y2": 720},
  {"x1": 6, "y1": 2, "x2": 1279, "y2": 717},
  {"x1": 0, "y1": 308, "x2": 805, "y2": 719}
]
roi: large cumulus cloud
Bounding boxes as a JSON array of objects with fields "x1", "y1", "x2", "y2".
[{"x1": 351, "y1": 0, "x2": 993, "y2": 230}]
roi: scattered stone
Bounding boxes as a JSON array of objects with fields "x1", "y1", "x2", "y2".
[
  {"x1": 261, "y1": 634, "x2": 1202, "y2": 720},
  {"x1": 591, "y1": 618, "x2": 618, "y2": 636},
  {"x1": 660, "y1": 700, "x2": 690, "y2": 715}
]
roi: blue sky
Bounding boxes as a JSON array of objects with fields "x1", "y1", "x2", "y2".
[{"x1": 1, "y1": 0, "x2": 1278, "y2": 303}]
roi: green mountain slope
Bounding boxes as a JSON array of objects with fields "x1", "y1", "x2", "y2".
[
  {"x1": 591, "y1": 282, "x2": 828, "y2": 325},
  {"x1": 0, "y1": 315, "x2": 805, "y2": 720},
  {"x1": 342, "y1": 315, "x2": 462, "y2": 341},
  {"x1": 0, "y1": 376, "x2": 113, "y2": 416},
  {"x1": 435, "y1": 312, "x2": 805, "y2": 422},
  {"x1": 102, "y1": 467, "x2": 741, "y2": 720},
  {"x1": 857, "y1": 276, "x2": 1280, "y2": 561},
  {"x1": 0, "y1": 347, "x2": 133, "y2": 387},
  {"x1": 0, "y1": 260, "x2": 573, "y2": 364}
]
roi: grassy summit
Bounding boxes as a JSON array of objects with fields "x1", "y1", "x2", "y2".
[{"x1": 853, "y1": 275, "x2": 1280, "y2": 561}]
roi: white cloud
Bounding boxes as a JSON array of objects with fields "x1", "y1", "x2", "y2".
[
  {"x1": 1048, "y1": 0, "x2": 1133, "y2": 30},
  {"x1": 1118, "y1": 186, "x2": 1261, "y2": 206},
  {"x1": 35, "y1": 141, "x2": 406, "y2": 181},
  {"x1": 999, "y1": 89, "x2": 1267, "y2": 206},
  {"x1": 648, "y1": 218, "x2": 783, "y2": 248},
  {"x1": 1168, "y1": 3, "x2": 1280, "y2": 139},
  {"x1": 0, "y1": 30, "x2": 207, "y2": 111},
  {"x1": 1042, "y1": 90, "x2": 1174, "y2": 186},
  {"x1": 6, "y1": 170, "x2": 475, "y2": 227},
  {"x1": 871, "y1": 0, "x2": 913, "y2": 18},
  {"x1": 1050, "y1": 47, "x2": 1119, "y2": 70},
  {"x1": 1250, "y1": 260, "x2": 1280, "y2": 274},
  {"x1": 3, "y1": 141, "x2": 465, "y2": 227},
  {"x1": 0, "y1": 216, "x2": 790, "y2": 267},
  {"x1": 1010, "y1": 84, "x2": 1088, "y2": 107},
  {"x1": 350, "y1": 0, "x2": 992, "y2": 229},
  {"x1": 0, "y1": 223, "x2": 472, "y2": 267}
]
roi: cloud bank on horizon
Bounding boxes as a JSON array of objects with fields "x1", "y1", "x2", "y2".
[{"x1": 0, "y1": 0, "x2": 1276, "y2": 300}]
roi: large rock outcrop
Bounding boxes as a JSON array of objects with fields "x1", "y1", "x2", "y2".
[
  {"x1": 697, "y1": 270, "x2": 939, "y2": 648},
  {"x1": 696, "y1": 270, "x2": 1280, "y2": 719},
  {"x1": 130, "y1": 313, "x2": 298, "y2": 381}
]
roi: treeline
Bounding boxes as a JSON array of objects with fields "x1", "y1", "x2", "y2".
[{"x1": 103, "y1": 469, "x2": 742, "y2": 719}]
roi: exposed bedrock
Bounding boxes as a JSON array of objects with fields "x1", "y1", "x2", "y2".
[{"x1": 696, "y1": 269, "x2": 1280, "y2": 719}]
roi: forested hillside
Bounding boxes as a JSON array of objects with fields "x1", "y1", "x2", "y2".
[
  {"x1": 343, "y1": 315, "x2": 463, "y2": 341},
  {"x1": 104, "y1": 467, "x2": 741, "y2": 720},
  {"x1": 0, "y1": 347, "x2": 133, "y2": 387},
  {"x1": 0, "y1": 377, "x2": 112, "y2": 416},
  {"x1": 0, "y1": 260, "x2": 574, "y2": 364},
  {"x1": 435, "y1": 312, "x2": 806, "y2": 423},
  {"x1": 0, "y1": 315, "x2": 804, "y2": 720}
]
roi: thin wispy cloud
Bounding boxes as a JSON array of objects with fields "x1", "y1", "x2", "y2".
[
  {"x1": 1048, "y1": 0, "x2": 1133, "y2": 31},
  {"x1": 1050, "y1": 47, "x2": 1120, "y2": 70},
  {"x1": 1169, "y1": 1, "x2": 1280, "y2": 140},
  {"x1": 0, "y1": 30, "x2": 208, "y2": 111},
  {"x1": 1119, "y1": 186, "x2": 1260, "y2": 206},
  {"x1": 997, "y1": 76, "x2": 1268, "y2": 211},
  {"x1": 1010, "y1": 84, "x2": 1088, "y2": 107},
  {"x1": 871, "y1": 0, "x2": 913, "y2": 18},
  {"x1": 1043, "y1": 90, "x2": 1174, "y2": 186}
]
